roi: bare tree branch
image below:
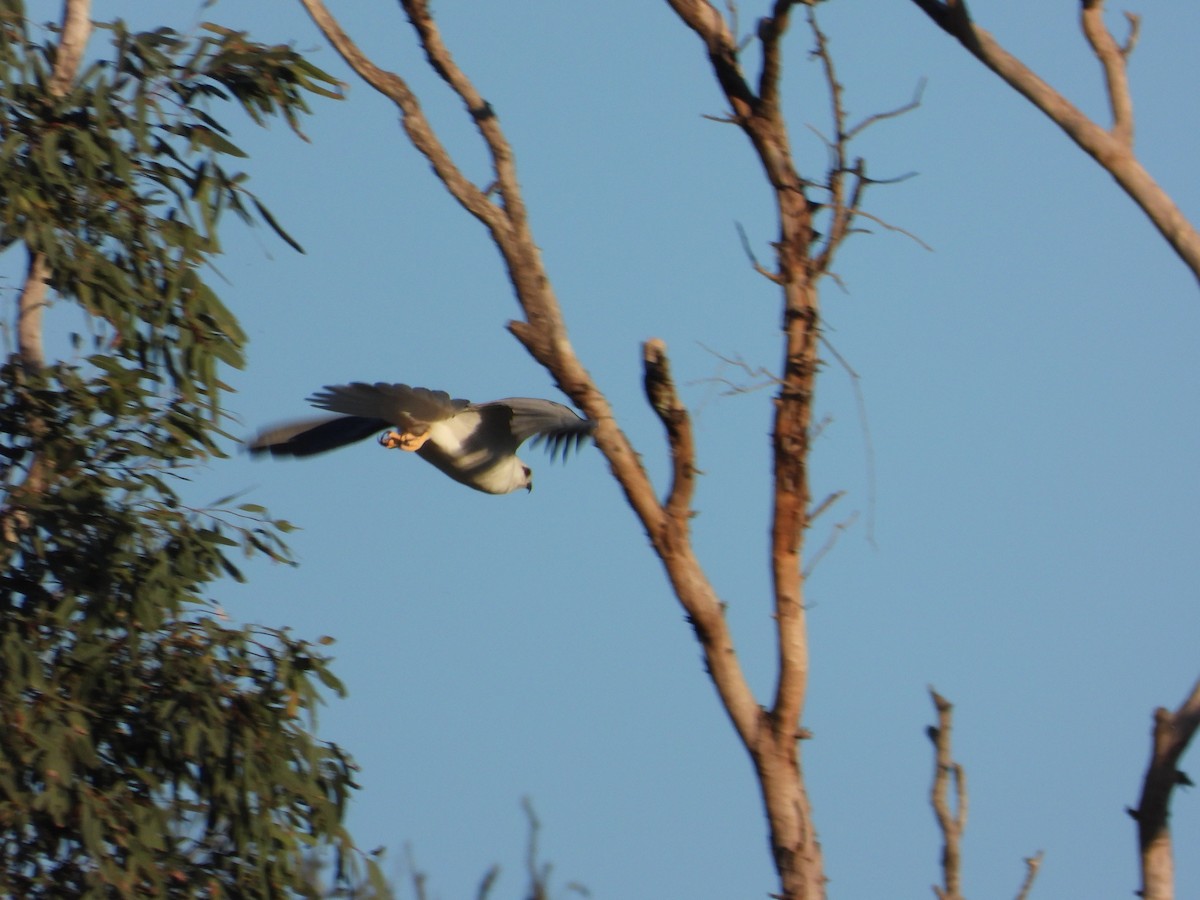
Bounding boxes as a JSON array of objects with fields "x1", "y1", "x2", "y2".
[
  {"x1": 807, "y1": 5, "x2": 851, "y2": 271},
  {"x1": 907, "y1": 0, "x2": 1200, "y2": 286},
  {"x1": 17, "y1": 250, "x2": 49, "y2": 375},
  {"x1": 807, "y1": 7, "x2": 926, "y2": 270},
  {"x1": 663, "y1": 0, "x2": 755, "y2": 116},
  {"x1": 1129, "y1": 675, "x2": 1200, "y2": 900},
  {"x1": 296, "y1": 0, "x2": 507, "y2": 236},
  {"x1": 1014, "y1": 850, "x2": 1044, "y2": 900},
  {"x1": 758, "y1": 0, "x2": 798, "y2": 116},
  {"x1": 643, "y1": 340, "x2": 697, "y2": 527},
  {"x1": 666, "y1": 4, "x2": 829, "y2": 896},
  {"x1": 3, "y1": 0, "x2": 92, "y2": 552},
  {"x1": 47, "y1": 0, "x2": 92, "y2": 98},
  {"x1": 928, "y1": 689, "x2": 967, "y2": 900},
  {"x1": 18, "y1": 0, "x2": 90, "y2": 373},
  {"x1": 401, "y1": 1, "x2": 532, "y2": 236}
]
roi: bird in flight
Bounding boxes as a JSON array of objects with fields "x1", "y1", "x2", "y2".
[{"x1": 248, "y1": 382, "x2": 594, "y2": 494}]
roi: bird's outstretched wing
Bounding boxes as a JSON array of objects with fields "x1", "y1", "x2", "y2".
[
  {"x1": 247, "y1": 415, "x2": 388, "y2": 457},
  {"x1": 308, "y1": 383, "x2": 469, "y2": 429},
  {"x1": 485, "y1": 397, "x2": 595, "y2": 460}
]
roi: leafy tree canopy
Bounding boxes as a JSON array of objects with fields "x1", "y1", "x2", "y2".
[{"x1": 0, "y1": 2, "x2": 383, "y2": 895}]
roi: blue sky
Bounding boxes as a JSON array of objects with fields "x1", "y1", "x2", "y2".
[{"x1": 26, "y1": 2, "x2": 1200, "y2": 897}]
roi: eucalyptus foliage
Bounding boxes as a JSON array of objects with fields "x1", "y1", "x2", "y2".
[{"x1": 0, "y1": 2, "x2": 381, "y2": 895}]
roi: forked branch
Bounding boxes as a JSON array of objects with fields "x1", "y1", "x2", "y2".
[
  {"x1": 927, "y1": 690, "x2": 1046, "y2": 900},
  {"x1": 806, "y1": 7, "x2": 924, "y2": 273},
  {"x1": 296, "y1": 0, "x2": 508, "y2": 238},
  {"x1": 907, "y1": 0, "x2": 1200, "y2": 285},
  {"x1": 1080, "y1": 0, "x2": 1137, "y2": 145}
]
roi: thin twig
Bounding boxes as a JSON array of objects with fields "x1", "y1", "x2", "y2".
[
  {"x1": 819, "y1": 336, "x2": 877, "y2": 546},
  {"x1": 807, "y1": 6, "x2": 927, "y2": 270},
  {"x1": 807, "y1": 490, "x2": 844, "y2": 524},
  {"x1": 846, "y1": 78, "x2": 927, "y2": 142},
  {"x1": 807, "y1": 5, "x2": 848, "y2": 264},
  {"x1": 848, "y1": 207, "x2": 934, "y2": 252},
  {"x1": 521, "y1": 797, "x2": 546, "y2": 900},
  {"x1": 693, "y1": 342, "x2": 781, "y2": 395},
  {"x1": 724, "y1": 0, "x2": 740, "y2": 49},
  {"x1": 1014, "y1": 850, "x2": 1044, "y2": 900},
  {"x1": 736, "y1": 222, "x2": 783, "y2": 284},
  {"x1": 808, "y1": 4, "x2": 845, "y2": 151},
  {"x1": 854, "y1": 169, "x2": 921, "y2": 187},
  {"x1": 802, "y1": 509, "x2": 857, "y2": 578},
  {"x1": 1080, "y1": 0, "x2": 1134, "y2": 146},
  {"x1": 1119, "y1": 11, "x2": 1141, "y2": 58},
  {"x1": 403, "y1": 844, "x2": 429, "y2": 900}
]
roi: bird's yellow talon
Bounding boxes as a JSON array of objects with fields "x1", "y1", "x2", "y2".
[{"x1": 380, "y1": 430, "x2": 430, "y2": 452}]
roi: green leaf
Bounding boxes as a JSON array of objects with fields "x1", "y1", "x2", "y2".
[
  {"x1": 250, "y1": 193, "x2": 304, "y2": 253},
  {"x1": 190, "y1": 123, "x2": 248, "y2": 158}
]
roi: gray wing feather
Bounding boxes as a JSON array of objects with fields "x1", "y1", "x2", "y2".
[
  {"x1": 308, "y1": 383, "x2": 470, "y2": 428},
  {"x1": 247, "y1": 415, "x2": 388, "y2": 457},
  {"x1": 485, "y1": 397, "x2": 595, "y2": 460}
]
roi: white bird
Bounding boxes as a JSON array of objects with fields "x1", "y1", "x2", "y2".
[{"x1": 248, "y1": 382, "x2": 593, "y2": 494}]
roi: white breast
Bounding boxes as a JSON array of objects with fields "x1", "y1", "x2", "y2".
[{"x1": 418, "y1": 411, "x2": 531, "y2": 494}]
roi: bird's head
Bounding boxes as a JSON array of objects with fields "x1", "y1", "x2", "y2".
[{"x1": 475, "y1": 457, "x2": 533, "y2": 494}]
